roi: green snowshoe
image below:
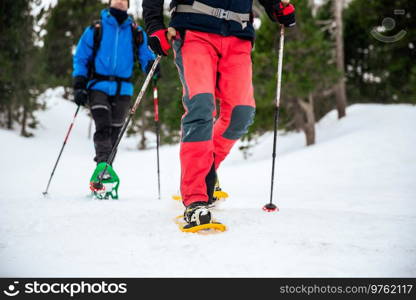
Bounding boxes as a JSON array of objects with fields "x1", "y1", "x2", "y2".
[{"x1": 89, "y1": 162, "x2": 120, "y2": 200}]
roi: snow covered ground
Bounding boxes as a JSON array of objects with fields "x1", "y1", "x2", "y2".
[{"x1": 0, "y1": 88, "x2": 415, "y2": 277}]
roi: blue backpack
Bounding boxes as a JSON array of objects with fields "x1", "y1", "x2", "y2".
[{"x1": 86, "y1": 19, "x2": 144, "y2": 98}]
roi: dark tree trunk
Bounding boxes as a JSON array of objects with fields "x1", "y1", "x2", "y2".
[
  {"x1": 138, "y1": 107, "x2": 147, "y2": 150},
  {"x1": 139, "y1": 128, "x2": 147, "y2": 150},
  {"x1": 20, "y1": 105, "x2": 30, "y2": 137},
  {"x1": 298, "y1": 94, "x2": 316, "y2": 146},
  {"x1": 333, "y1": 0, "x2": 347, "y2": 119},
  {"x1": 293, "y1": 101, "x2": 305, "y2": 132},
  {"x1": 63, "y1": 87, "x2": 71, "y2": 100},
  {"x1": 6, "y1": 102, "x2": 13, "y2": 129}
]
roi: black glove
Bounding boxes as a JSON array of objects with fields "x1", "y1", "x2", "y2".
[
  {"x1": 73, "y1": 76, "x2": 88, "y2": 106},
  {"x1": 148, "y1": 29, "x2": 171, "y2": 56},
  {"x1": 273, "y1": 2, "x2": 296, "y2": 27},
  {"x1": 146, "y1": 60, "x2": 161, "y2": 81}
]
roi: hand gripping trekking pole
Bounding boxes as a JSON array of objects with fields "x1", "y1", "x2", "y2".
[
  {"x1": 43, "y1": 105, "x2": 81, "y2": 196},
  {"x1": 263, "y1": 25, "x2": 286, "y2": 212},
  {"x1": 91, "y1": 56, "x2": 162, "y2": 192},
  {"x1": 153, "y1": 79, "x2": 161, "y2": 200}
]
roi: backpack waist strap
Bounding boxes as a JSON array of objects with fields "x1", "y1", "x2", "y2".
[
  {"x1": 174, "y1": 1, "x2": 250, "y2": 29},
  {"x1": 89, "y1": 73, "x2": 132, "y2": 98}
]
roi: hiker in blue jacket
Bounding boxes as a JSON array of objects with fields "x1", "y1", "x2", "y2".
[
  {"x1": 73, "y1": 0, "x2": 158, "y2": 198},
  {"x1": 73, "y1": 0, "x2": 157, "y2": 164}
]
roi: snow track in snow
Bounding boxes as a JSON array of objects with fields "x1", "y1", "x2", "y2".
[{"x1": 1, "y1": 88, "x2": 415, "y2": 277}]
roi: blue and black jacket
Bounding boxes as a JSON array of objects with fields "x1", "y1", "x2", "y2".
[
  {"x1": 73, "y1": 9, "x2": 156, "y2": 97},
  {"x1": 142, "y1": 0, "x2": 281, "y2": 40}
]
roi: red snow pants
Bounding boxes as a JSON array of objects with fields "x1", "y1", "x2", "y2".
[{"x1": 173, "y1": 30, "x2": 256, "y2": 207}]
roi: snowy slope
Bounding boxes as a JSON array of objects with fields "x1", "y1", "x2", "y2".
[{"x1": 0, "y1": 88, "x2": 415, "y2": 277}]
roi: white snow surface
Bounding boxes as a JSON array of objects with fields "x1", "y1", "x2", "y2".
[{"x1": 1, "y1": 88, "x2": 415, "y2": 277}]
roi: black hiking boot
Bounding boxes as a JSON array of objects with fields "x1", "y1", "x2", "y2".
[{"x1": 183, "y1": 201, "x2": 212, "y2": 228}]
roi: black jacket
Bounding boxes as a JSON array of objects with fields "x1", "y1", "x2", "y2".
[{"x1": 142, "y1": 0, "x2": 281, "y2": 41}]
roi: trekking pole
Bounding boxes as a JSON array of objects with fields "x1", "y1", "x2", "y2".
[
  {"x1": 43, "y1": 105, "x2": 81, "y2": 196},
  {"x1": 91, "y1": 56, "x2": 162, "y2": 192},
  {"x1": 263, "y1": 24, "x2": 286, "y2": 212},
  {"x1": 153, "y1": 78, "x2": 161, "y2": 200}
]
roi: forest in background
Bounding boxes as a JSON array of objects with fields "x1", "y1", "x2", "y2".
[{"x1": 0, "y1": 0, "x2": 414, "y2": 149}]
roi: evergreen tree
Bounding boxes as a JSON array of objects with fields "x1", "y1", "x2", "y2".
[
  {"x1": 42, "y1": 0, "x2": 106, "y2": 90},
  {"x1": 0, "y1": 0, "x2": 44, "y2": 136},
  {"x1": 252, "y1": 0, "x2": 339, "y2": 146},
  {"x1": 344, "y1": 0, "x2": 416, "y2": 103}
]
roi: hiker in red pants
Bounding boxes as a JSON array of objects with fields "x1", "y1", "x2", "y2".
[{"x1": 143, "y1": 0, "x2": 296, "y2": 227}]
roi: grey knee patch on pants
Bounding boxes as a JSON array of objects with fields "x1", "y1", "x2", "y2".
[
  {"x1": 182, "y1": 93, "x2": 215, "y2": 142},
  {"x1": 222, "y1": 105, "x2": 255, "y2": 140},
  {"x1": 91, "y1": 104, "x2": 110, "y2": 111}
]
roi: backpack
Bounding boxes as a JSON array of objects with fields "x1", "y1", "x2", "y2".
[{"x1": 88, "y1": 19, "x2": 144, "y2": 77}]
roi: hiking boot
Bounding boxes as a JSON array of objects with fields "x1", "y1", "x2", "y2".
[{"x1": 184, "y1": 201, "x2": 211, "y2": 227}]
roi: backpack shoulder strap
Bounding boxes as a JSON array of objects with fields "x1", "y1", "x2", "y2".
[
  {"x1": 89, "y1": 19, "x2": 102, "y2": 75},
  {"x1": 131, "y1": 22, "x2": 144, "y2": 63}
]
